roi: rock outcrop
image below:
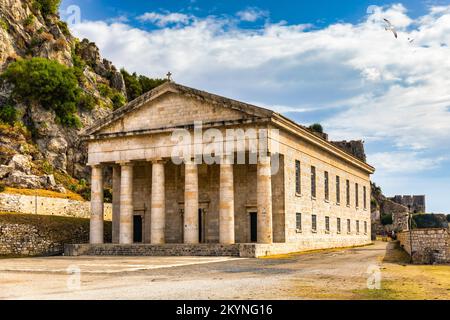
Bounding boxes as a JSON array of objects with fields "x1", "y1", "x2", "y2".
[{"x1": 0, "y1": 0, "x2": 128, "y2": 192}]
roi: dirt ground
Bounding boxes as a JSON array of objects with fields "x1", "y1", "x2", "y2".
[{"x1": 0, "y1": 241, "x2": 448, "y2": 300}]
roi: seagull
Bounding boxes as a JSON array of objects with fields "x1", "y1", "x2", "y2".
[
  {"x1": 408, "y1": 37, "x2": 414, "y2": 44},
  {"x1": 383, "y1": 18, "x2": 398, "y2": 38}
]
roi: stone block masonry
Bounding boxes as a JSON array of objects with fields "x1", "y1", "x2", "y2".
[
  {"x1": 0, "y1": 193, "x2": 112, "y2": 220},
  {"x1": 397, "y1": 228, "x2": 449, "y2": 264},
  {"x1": 0, "y1": 214, "x2": 112, "y2": 256}
]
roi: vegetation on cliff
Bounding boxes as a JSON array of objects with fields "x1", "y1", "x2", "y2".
[
  {"x1": 0, "y1": 0, "x2": 164, "y2": 198},
  {"x1": 1, "y1": 57, "x2": 83, "y2": 127}
]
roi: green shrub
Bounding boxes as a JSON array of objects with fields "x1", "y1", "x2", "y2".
[
  {"x1": 447, "y1": 214, "x2": 450, "y2": 222},
  {"x1": 78, "y1": 92, "x2": 97, "y2": 110},
  {"x1": 139, "y1": 75, "x2": 166, "y2": 93},
  {"x1": 71, "y1": 49, "x2": 86, "y2": 83},
  {"x1": 24, "y1": 14, "x2": 35, "y2": 27},
  {"x1": 98, "y1": 83, "x2": 126, "y2": 109},
  {"x1": 121, "y1": 68, "x2": 166, "y2": 101},
  {"x1": 57, "y1": 21, "x2": 70, "y2": 37},
  {"x1": 111, "y1": 92, "x2": 126, "y2": 110},
  {"x1": 0, "y1": 104, "x2": 18, "y2": 125},
  {"x1": 381, "y1": 213, "x2": 393, "y2": 225},
  {"x1": 0, "y1": 184, "x2": 5, "y2": 192},
  {"x1": 413, "y1": 214, "x2": 448, "y2": 229},
  {"x1": 33, "y1": 0, "x2": 61, "y2": 16},
  {"x1": 0, "y1": 18, "x2": 8, "y2": 31},
  {"x1": 309, "y1": 123, "x2": 324, "y2": 134},
  {"x1": 98, "y1": 83, "x2": 113, "y2": 98},
  {"x1": 1, "y1": 57, "x2": 82, "y2": 128}
]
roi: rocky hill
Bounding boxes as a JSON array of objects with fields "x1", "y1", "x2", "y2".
[{"x1": 0, "y1": 0, "x2": 163, "y2": 197}]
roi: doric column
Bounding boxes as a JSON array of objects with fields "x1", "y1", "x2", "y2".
[
  {"x1": 119, "y1": 162, "x2": 134, "y2": 244},
  {"x1": 219, "y1": 154, "x2": 235, "y2": 244},
  {"x1": 184, "y1": 161, "x2": 199, "y2": 244},
  {"x1": 90, "y1": 165, "x2": 104, "y2": 244},
  {"x1": 151, "y1": 160, "x2": 166, "y2": 244},
  {"x1": 257, "y1": 155, "x2": 273, "y2": 244},
  {"x1": 112, "y1": 165, "x2": 121, "y2": 244}
]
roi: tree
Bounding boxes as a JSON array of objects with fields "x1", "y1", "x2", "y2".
[
  {"x1": 1, "y1": 57, "x2": 82, "y2": 128},
  {"x1": 121, "y1": 68, "x2": 166, "y2": 101},
  {"x1": 121, "y1": 69, "x2": 142, "y2": 101},
  {"x1": 309, "y1": 123, "x2": 324, "y2": 133}
]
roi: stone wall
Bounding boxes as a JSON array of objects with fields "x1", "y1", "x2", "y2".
[
  {"x1": 390, "y1": 195, "x2": 426, "y2": 213},
  {"x1": 0, "y1": 193, "x2": 112, "y2": 220},
  {"x1": 0, "y1": 223, "x2": 89, "y2": 256},
  {"x1": 278, "y1": 127, "x2": 372, "y2": 248},
  {"x1": 397, "y1": 228, "x2": 449, "y2": 264}
]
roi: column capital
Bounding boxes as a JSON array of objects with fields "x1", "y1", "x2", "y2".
[
  {"x1": 87, "y1": 163, "x2": 103, "y2": 168},
  {"x1": 116, "y1": 161, "x2": 134, "y2": 166},
  {"x1": 148, "y1": 158, "x2": 167, "y2": 165}
]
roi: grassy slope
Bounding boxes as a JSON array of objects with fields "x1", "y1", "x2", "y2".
[
  {"x1": 353, "y1": 243, "x2": 450, "y2": 300},
  {"x1": 1, "y1": 187, "x2": 84, "y2": 201}
]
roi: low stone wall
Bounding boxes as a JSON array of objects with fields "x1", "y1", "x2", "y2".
[
  {"x1": 65, "y1": 244, "x2": 242, "y2": 257},
  {"x1": 397, "y1": 228, "x2": 449, "y2": 264},
  {"x1": 65, "y1": 239, "x2": 373, "y2": 258},
  {"x1": 0, "y1": 193, "x2": 112, "y2": 220},
  {"x1": 0, "y1": 223, "x2": 88, "y2": 256}
]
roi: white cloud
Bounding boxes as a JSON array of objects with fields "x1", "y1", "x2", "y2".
[
  {"x1": 68, "y1": 4, "x2": 450, "y2": 195},
  {"x1": 236, "y1": 7, "x2": 268, "y2": 22},
  {"x1": 368, "y1": 152, "x2": 447, "y2": 174},
  {"x1": 137, "y1": 12, "x2": 193, "y2": 27}
]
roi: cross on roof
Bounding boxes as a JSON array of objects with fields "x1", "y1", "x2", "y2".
[{"x1": 166, "y1": 71, "x2": 172, "y2": 82}]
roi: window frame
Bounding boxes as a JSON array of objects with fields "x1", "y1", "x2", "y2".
[
  {"x1": 324, "y1": 171, "x2": 329, "y2": 202},
  {"x1": 356, "y1": 220, "x2": 360, "y2": 234},
  {"x1": 355, "y1": 183, "x2": 359, "y2": 208},
  {"x1": 347, "y1": 218, "x2": 351, "y2": 234},
  {"x1": 363, "y1": 186, "x2": 367, "y2": 210},
  {"x1": 296, "y1": 212, "x2": 302, "y2": 233},
  {"x1": 337, "y1": 217, "x2": 341, "y2": 234},
  {"x1": 336, "y1": 176, "x2": 340, "y2": 205},
  {"x1": 311, "y1": 214, "x2": 317, "y2": 232},
  {"x1": 346, "y1": 179, "x2": 350, "y2": 207},
  {"x1": 295, "y1": 160, "x2": 301, "y2": 195},
  {"x1": 311, "y1": 166, "x2": 317, "y2": 199},
  {"x1": 325, "y1": 216, "x2": 330, "y2": 233}
]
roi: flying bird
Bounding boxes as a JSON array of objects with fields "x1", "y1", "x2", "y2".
[
  {"x1": 408, "y1": 38, "x2": 414, "y2": 43},
  {"x1": 383, "y1": 18, "x2": 398, "y2": 38}
]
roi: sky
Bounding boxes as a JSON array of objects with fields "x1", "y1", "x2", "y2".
[{"x1": 60, "y1": 0, "x2": 450, "y2": 213}]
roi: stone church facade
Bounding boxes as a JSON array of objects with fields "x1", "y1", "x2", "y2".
[{"x1": 68, "y1": 81, "x2": 375, "y2": 257}]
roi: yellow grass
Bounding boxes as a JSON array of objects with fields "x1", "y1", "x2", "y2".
[
  {"x1": 259, "y1": 242, "x2": 375, "y2": 259},
  {"x1": 1, "y1": 187, "x2": 84, "y2": 201}
]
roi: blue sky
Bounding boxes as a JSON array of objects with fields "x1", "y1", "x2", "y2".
[{"x1": 60, "y1": 0, "x2": 450, "y2": 212}]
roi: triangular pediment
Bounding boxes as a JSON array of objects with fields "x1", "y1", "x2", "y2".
[{"x1": 84, "y1": 82, "x2": 273, "y2": 136}]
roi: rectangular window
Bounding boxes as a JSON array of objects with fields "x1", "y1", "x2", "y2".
[
  {"x1": 324, "y1": 171, "x2": 329, "y2": 201},
  {"x1": 295, "y1": 160, "x2": 301, "y2": 194},
  {"x1": 346, "y1": 180, "x2": 350, "y2": 206},
  {"x1": 337, "y1": 218, "x2": 341, "y2": 233},
  {"x1": 296, "y1": 212, "x2": 302, "y2": 232},
  {"x1": 311, "y1": 166, "x2": 316, "y2": 198},
  {"x1": 355, "y1": 183, "x2": 359, "y2": 208},
  {"x1": 336, "y1": 176, "x2": 340, "y2": 204},
  {"x1": 347, "y1": 219, "x2": 351, "y2": 233},
  {"x1": 363, "y1": 186, "x2": 367, "y2": 209},
  {"x1": 364, "y1": 221, "x2": 367, "y2": 234},
  {"x1": 356, "y1": 220, "x2": 360, "y2": 234},
  {"x1": 325, "y1": 216, "x2": 330, "y2": 232},
  {"x1": 312, "y1": 214, "x2": 317, "y2": 232}
]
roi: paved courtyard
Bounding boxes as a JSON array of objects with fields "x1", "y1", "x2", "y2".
[{"x1": 0, "y1": 241, "x2": 449, "y2": 300}]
